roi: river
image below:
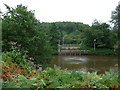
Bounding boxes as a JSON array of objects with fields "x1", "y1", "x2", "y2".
[{"x1": 50, "y1": 55, "x2": 118, "y2": 73}]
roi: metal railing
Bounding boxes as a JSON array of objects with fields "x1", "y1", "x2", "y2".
[{"x1": 61, "y1": 44, "x2": 81, "y2": 47}]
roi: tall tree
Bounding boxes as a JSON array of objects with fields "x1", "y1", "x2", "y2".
[
  {"x1": 111, "y1": 4, "x2": 120, "y2": 50},
  {"x1": 83, "y1": 21, "x2": 115, "y2": 49},
  {"x1": 49, "y1": 23, "x2": 60, "y2": 53},
  {"x1": 2, "y1": 4, "x2": 53, "y2": 64},
  {"x1": 2, "y1": 4, "x2": 38, "y2": 51},
  {"x1": 111, "y1": 4, "x2": 120, "y2": 31},
  {"x1": 91, "y1": 22, "x2": 115, "y2": 48}
]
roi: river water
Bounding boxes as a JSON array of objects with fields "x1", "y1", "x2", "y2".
[{"x1": 50, "y1": 55, "x2": 118, "y2": 73}]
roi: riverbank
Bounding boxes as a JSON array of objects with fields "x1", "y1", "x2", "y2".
[
  {"x1": 79, "y1": 48, "x2": 119, "y2": 56},
  {"x1": 89, "y1": 49, "x2": 118, "y2": 55}
]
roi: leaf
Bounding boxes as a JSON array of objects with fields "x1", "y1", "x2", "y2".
[
  {"x1": 32, "y1": 83, "x2": 37, "y2": 86},
  {"x1": 30, "y1": 77, "x2": 36, "y2": 81},
  {"x1": 56, "y1": 86, "x2": 65, "y2": 88},
  {"x1": 40, "y1": 79, "x2": 46, "y2": 86}
]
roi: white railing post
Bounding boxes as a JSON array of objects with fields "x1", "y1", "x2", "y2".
[
  {"x1": 58, "y1": 40, "x2": 60, "y2": 53},
  {"x1": 94, "y1": 39, "x2": 96, "y2": 51}
]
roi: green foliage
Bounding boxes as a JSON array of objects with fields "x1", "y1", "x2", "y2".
[
  {"x1": 2, "y1": 46, "x2": 26, "y2": 65},
  {"x1": 39, "y1": 22, "x2": 91, "y2": 45},
  {"x1": 45, "y1": 67, "x2": 119, "y2": 88},
  {"x1": 3, "y1": 74, "x2": 38, "y2": 88},
  {"x1": 100, "y1": 69, "x2": 119, "y2": 87},
  {"x1": 49, "y1": 23, "x2": 61, "y2": 53},
  {"x1": 84, "y1": 21, "x2": 115, "y2": 49},
  {"x1": 1, "y1": 4, "x2": 119, "y2": 89},
  {"x1": 2, "y1": 46, "x2": 39, "y2": 75},
  {"x1": 110, "y1": 5, "x2": 120, "y2": 50},
  {"x1": 2, "y1": 65, "x2": 119, "y2": 88},
  {"x1": 27, "y1": 32, "x2": 53, "y2": 64},
  {"x1": 89, "y1": 48, "x2": 118, "y2": 55},
  {"x1": 79, "y1": 47, "x2": 118, "y2": 55},
  {"x1": 2, "y1": 4, "x2": 118, "y2": 58},
  {"x1": 2, "y1": 4, "x2": 53, "y2": 64},
  {"x1": 2, "y1": 4, "x2": 38, "y2": 51},
  {"x1": 111, "y1": 5, "x2": 120, "y2": 31}
]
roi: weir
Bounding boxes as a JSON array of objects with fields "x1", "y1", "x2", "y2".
[{"x1": 58, "y1": 44, "x2": 89, "y2": 55}]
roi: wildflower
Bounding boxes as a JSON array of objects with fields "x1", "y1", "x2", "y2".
[
  {"x1": 28, "y1": 57, "x2": 34, "y2": 60},
  {"x1": 43, "y1": 70, "x2": 47, "y2": 72},
  {"x1": 39, "y1": 67, "x2": 42, "y2": 70}
]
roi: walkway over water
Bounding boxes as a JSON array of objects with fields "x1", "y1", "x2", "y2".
[{"x1": 59, "y1": 44, "x2": 89, "y2": 55}]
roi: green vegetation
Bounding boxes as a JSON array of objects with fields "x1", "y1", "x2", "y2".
[
  {"x1": 79, "y1": 47, "x2": 119, "y2": 55},
  {"x1": 2, "y1": 4, "x2": 119, "y2": 64},
  {"x1": 2, "y1": 4, "x2": 53, "y2": 64},
  {"x1": 89, "y1": 49, "x2": 119, "y2": 55},
  {"x1": 1, "y1": 4, "x2": 119, "y2": 89},
  {"x1": 2, "y1": 49, "x2": 119, "y2": 88}
]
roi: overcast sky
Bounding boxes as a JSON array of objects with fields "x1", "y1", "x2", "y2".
[{"x1": 0, "y1": 0, "x2": 119, "y2": 25}]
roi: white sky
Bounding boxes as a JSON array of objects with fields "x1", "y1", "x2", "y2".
[{"x1": 0, "y1": 0, "x2": 119, "y2": 25}]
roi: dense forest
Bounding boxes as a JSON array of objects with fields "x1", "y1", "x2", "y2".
[{"x1": 2, "y1": 4, "x2": 119, "y2": 64}]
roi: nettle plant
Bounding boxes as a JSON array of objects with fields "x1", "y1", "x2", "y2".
[
  {"x1": 2, "y1": 42, "x2": 46, "y2": 72},
  {"x1": 3, "y1": 42, "x2": 34, "y2": 71}
]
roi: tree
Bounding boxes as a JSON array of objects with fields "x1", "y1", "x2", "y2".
[
  {"x1": 2, "y1": 4, "x2": 38, "y2": 51},
  {"x1": 83, "y1": 20, "x2": 115, "y2": 49},
  {"x1": 27, "y1": 31, "x2": 53, "y2": 64},
  {"x1": 111, "y1": 4, "x2": 120, "y2": 50},
  {"x1": 49, "y1": 23, "x2": 60, "y2": 53},
  {"x1": 111, "y1": 4, "x2": 120, "y2": 31},
  {"x1": 2, "y1": 4, "x2": 53, "y2": 64},
  {"x1": 91, "y1": 22, "x2": 115, "y2": 48}
]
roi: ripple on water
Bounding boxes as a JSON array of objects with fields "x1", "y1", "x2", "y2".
[
  {"x1": 53, "y1": 55, "x2": 118, "y2": 73},
  {"x1": 68, "y1": 61, "x2": 83, "y2": 64},
  {"x1": 64, "y1": 57, "x2": 88, "y2": 65},
  {"x1": 64, "y1": 57, "x2": 88, "y2": 62},
  {"x1": 63, "y1": 57, "x2": 75, "y2": 61}
]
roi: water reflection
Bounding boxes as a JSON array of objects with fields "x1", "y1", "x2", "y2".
[{"x1": 51, "y1": 55, "x2": 118, "y2": 73}]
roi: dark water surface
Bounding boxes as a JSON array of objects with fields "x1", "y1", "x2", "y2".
[{"x1": 50, "y1": 55, "x2": 118, "y2": 73}]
